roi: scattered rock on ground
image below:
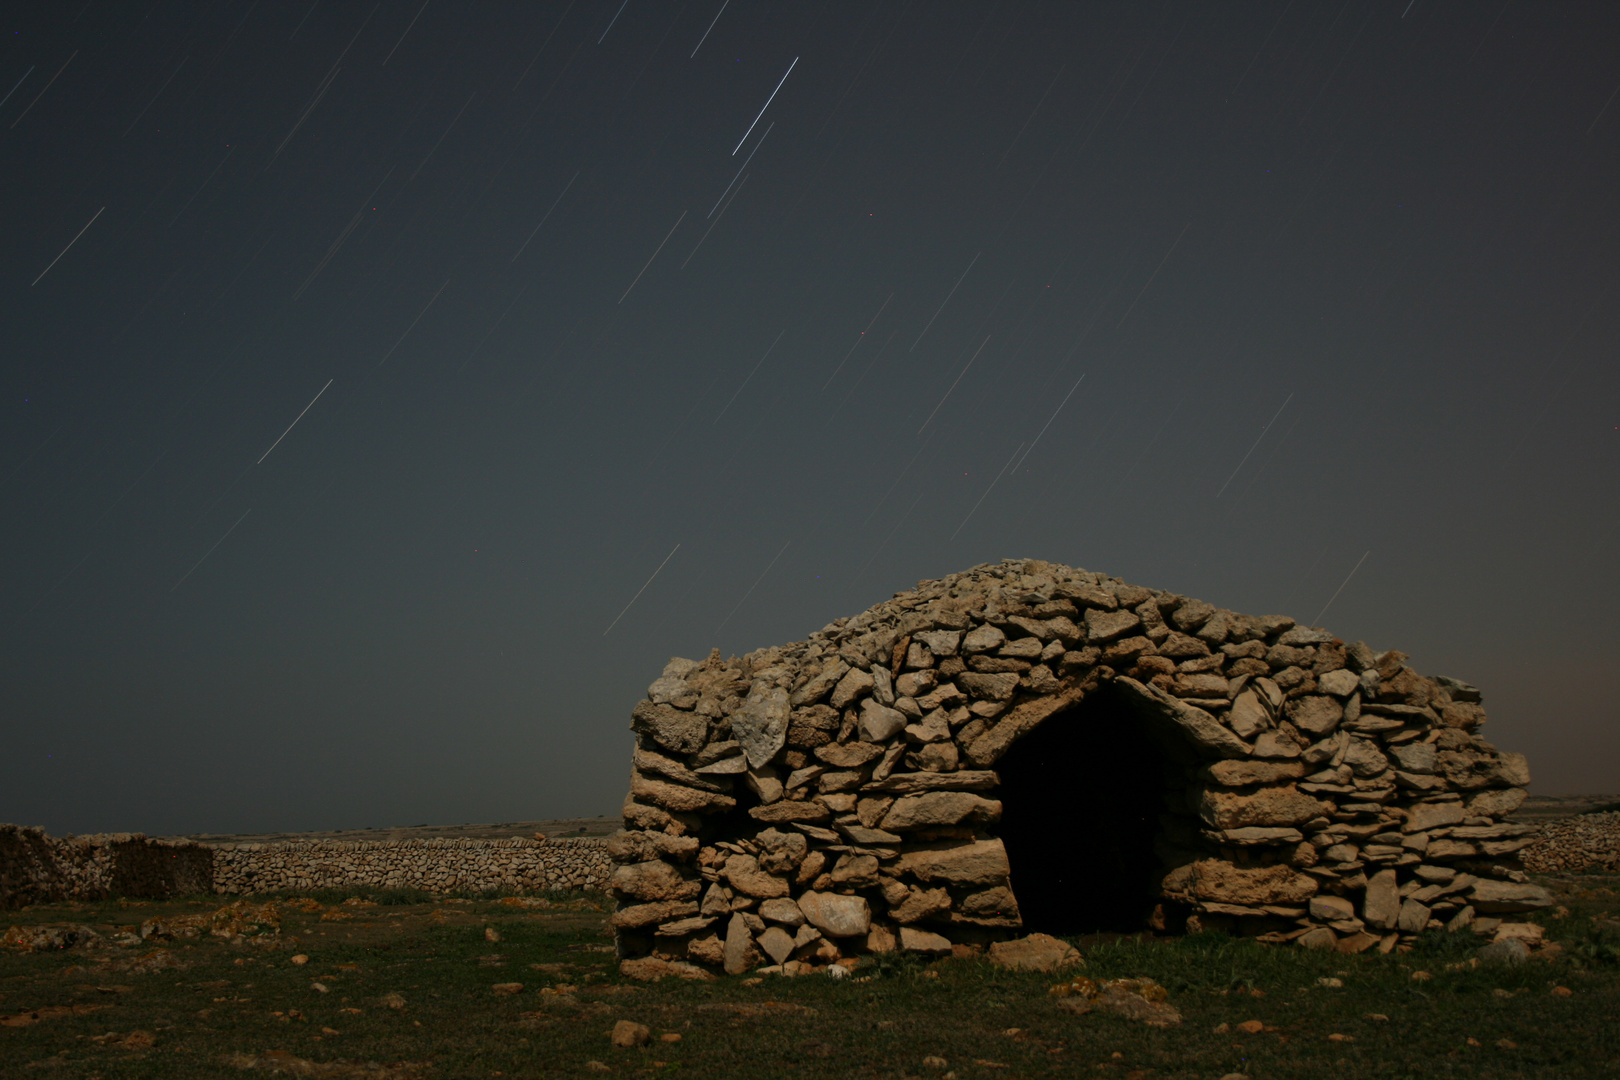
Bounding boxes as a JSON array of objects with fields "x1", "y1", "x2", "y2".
[
  {"x1": 986, "y1": 933, "x2": 1082, "y2": 972},
  {"x1": 618, "y1": 957, "x2": 717, "y2": 982},
  {"x1": 611, "y1": 1020, "x2": 652, "y2": 1047},
  {"x1": 1049, "y1": 976, "x2": 1180, "y2": 1027},
  {"x1": 1477, "y1": 938, "x2": 1531, "y2": 964},
  {"x1": 223, "y1": 1050, "x2": 432, "y2": 1078}
]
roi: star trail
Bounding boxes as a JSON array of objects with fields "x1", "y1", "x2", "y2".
[{"x1": 3, "y1": 2, "x2": 1618, "y2": 835}]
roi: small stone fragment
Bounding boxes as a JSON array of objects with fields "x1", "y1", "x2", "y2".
[
  {"x1": 611, "y1": 1020, "x2": 652, "y2": 1047},
  {"x1": 987, "y1": 933, "x2": 1082, "y2": 972},
  {"x1": 796, "y1": 891, "x2": 872, "y2": 938},
  {"x1": 899, "y1": 926, "x2": 953, "y2": 954}
]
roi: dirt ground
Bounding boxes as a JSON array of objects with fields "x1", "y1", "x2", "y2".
[{"x1": 2, "y1": 875, "x2": 1618, "y2": 1079}]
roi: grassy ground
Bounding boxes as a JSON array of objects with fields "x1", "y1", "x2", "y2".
[{"x1": 2, "y1": 876, "x2": 1617, "y2": 1079}]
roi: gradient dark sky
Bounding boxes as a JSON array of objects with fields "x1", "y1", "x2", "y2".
[{"x1": 4, "y1": 1, "x2": 1617, "y2": 837}]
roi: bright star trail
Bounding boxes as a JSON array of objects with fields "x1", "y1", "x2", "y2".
[{"x1": 2, "y1": 2, "x2": 1617, "y2": 836}]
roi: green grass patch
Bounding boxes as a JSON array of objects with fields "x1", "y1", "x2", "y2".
[{"x1": 0, "y1": 878, "x2": 1615, "y2": 1078}]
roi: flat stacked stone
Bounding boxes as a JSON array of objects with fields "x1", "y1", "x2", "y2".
[{"x1": 612, "y1": 558, "x2": 1550, "y2": 972}]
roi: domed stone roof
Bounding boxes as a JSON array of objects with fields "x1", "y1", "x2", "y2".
[{"x1": 610, "y1": 558, "x2": 1548, "y2": 977}]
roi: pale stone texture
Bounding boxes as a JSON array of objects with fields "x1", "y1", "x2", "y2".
[
  {"x1": 1204, "y1": 760, "x2": 1304, "y2": 786},
  {"x1": 723, "y1": 913, "x2": 760, "y2": 975},
  {"x1": 1199, "y1": 788, "x2": 1332, "y2": 830},
  {"x1": 722, "y1": 855, "x2": 790, "y2": 899},
  {"x1": 898, "y1": 840, "x2": 1010, "y2": 886},
  {"x1": 1227, "y1": 691, "x2": 1271, "y2": 738},
  {"x1": 987, "y1": 933, "x2": 1082, "y2": 971},
  {"x1": 612, "y1": 860, "x2": 700, "y2": 902},
  {"x1": 796, "y1": 891, "x2": 871, "y2": 937},
  {"x1": 859, "y1": 700, "x2": 907, "y2": 742},
  {"x1": 899, "y1": 926, "x2": 953, "y2": 954},
  {"x1": 604, "y1": 558, "x2": 1545, "y2": 974},
  {"x1": 631, "y1": 701, "x2": 708, "y2": 755},
  {"x1": 1287, "y1": 696, "x2": 1342, "y2": 736},
  {"x1": 880, "y1": 793, "x2": 1003, "y2": 830},
  {"x1": 731, "y1": 685, "x2": 792, "y2": 769},
  {"x1": 1467, "y1": 879, "x2": 1554, "y2": 913},
  {"x1": 1163, "y1": 859, "x2": 1317, "y2": 905},
  {"x1": 1362, "y1": 869, "x2": 1400, "y2": 929},
  {"x1": 1404, "y1": 801, "x2": 1467, "y2": 833}
]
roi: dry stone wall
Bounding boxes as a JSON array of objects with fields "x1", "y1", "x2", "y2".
[
  {"x1": 612, "y1": 558, "x2": 1552, "y2": 975},
  {"x1": 211, "y1": 837, "x2": 611, "y2": 895},
  {"x1": 2, "y1": 824, "x2": 611, "y2": 907},
  {"x1": 1521, "y1": 812, "x2": 1620, "y2": 873},
  {"x1": 0, "y1": 825, "x2": 212, "y2": 909}
]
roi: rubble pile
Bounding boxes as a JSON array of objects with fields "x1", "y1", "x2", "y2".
[{"x1": 611, "y1": 558, "x2": 1551, "y2": 974}]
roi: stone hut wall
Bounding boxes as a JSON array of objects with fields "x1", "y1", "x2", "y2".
[
  {"x1": 0, "y1": 824, "x2": 213, "y2": 909},
  {"x1": 210, "y1": 837, "x2": 611, "y2": 895},
  {"x1": 610, "y1": 558, "x2": 1553, "y2": 975},
  {"x1": 2, "y1": 824, "x2": 611, "y2": 907}
]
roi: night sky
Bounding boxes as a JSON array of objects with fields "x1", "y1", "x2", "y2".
[{"x1": 4, "y1": 2, "x2": 1618, "y2": 838}]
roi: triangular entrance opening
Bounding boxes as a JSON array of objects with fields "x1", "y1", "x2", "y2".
[{"x1": 994, "y1": 683, "x2": 1174, "y2": 935}]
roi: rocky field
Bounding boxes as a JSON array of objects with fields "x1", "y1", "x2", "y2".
[{"x1": 1, "y1": 873, "x2": 1616, "y2": 1078}]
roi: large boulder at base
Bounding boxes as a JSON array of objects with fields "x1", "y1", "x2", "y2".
[
  {"x1": 899, "y1": 926, "x2": 952, "y2": 954},
  {"x1": 722, "y1": 913, "x2": 761, "y2": 975},
  {"x1": 1164, "y1": 859, "x2": 1317, "y2": 906},
  {"x1": 987, "y1": 933, "x2": 1082, "y2": 972},
  {"x1": 796, "y1": 891, "x2": 871, "y2": 937},
  {"x1": 1361, "y1": 869, "x2": 1400, "y2": 930}
]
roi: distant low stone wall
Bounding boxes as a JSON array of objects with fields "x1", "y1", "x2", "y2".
[
  {"x1": 0, "y1": 824, "x2": 212, "y2": 910},
  {"x1": 1521, "y1": 812, "x2": 1620, "y2": 873},
  {"x1": 2, "y1": 824, "x2": 613, "y2": 907},
  {"x1": 211, "y1": 836, "x2": 612, "y2": 895}
]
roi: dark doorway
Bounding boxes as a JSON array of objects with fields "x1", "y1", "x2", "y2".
[{"x1": 994, "y1": 684, "x2": 1169, "y2": 934}]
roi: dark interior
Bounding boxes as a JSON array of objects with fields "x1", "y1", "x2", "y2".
[{"x1": 993, "y1": 684, "x2": 1169, "y2": 934}]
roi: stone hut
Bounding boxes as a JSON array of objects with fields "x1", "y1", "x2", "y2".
[{"x1": 611, "y1": 559, "x2": 1550, "y2": 975}]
